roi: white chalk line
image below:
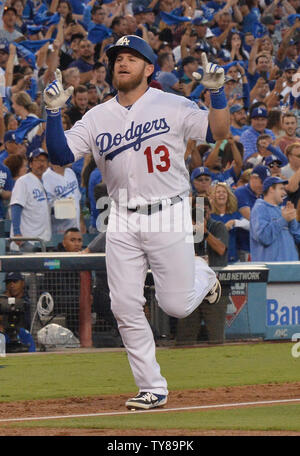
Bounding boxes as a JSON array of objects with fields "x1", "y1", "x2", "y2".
[{"x1": 1, "y1": 397, "x2": 300, "y2": 424}]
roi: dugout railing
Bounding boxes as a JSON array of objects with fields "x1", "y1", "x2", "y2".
[{"x1": 0, "y1": 252, "x2": 269, "y2": 349}]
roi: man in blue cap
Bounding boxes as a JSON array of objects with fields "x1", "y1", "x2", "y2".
[
  {"x1": 190, "y1": 166, "x2": 213, "y2": 197},
  {"x1": 1, "y1": 271, "x2": 36, "y2": 352},
  {"x1": 250, "y1": 176, "x2": 300, "y2": 261},
  {"x1": 192, "y1": 17, "x2": 217, "y2": 59},
  {"x1": 0, "y1": 130, "x2": 25, "y2": 163},
  {"x1": 263, "y1": 155, "x2": 285, "y2": 177},
  {"x1": 234, "y1": 164, "x2": 271, "y2": 260},
  {"x1": 240, "y1": 107, "x2": 276, "y2": 164}
]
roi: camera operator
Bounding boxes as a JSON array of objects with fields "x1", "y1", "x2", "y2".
[{"x1": 0, "y1": 273, "x2": 35, "y2": 352}]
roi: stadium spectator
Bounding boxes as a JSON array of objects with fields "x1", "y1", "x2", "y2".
[
  {"x1": 211, "y1": 11, "x2": 236, "y2": 48},
  {"x1": 4, "y1": 112, "x2": 18, "y2": 132},
  {"x1": 68, "y1": 38, "x2": 95, "y2": 84},
  {"x1": 275, "y1": 18, "x2": 300, "y2": 70},
  {"x1": 63, "y1": 67, "x2": 81, "y2": 90},
  {"x1": 0, "y1": 6, "x2": 24, "y2": 43},
  {"x1": 250, "y1": 176, "x2": 300, "y2": 261},
  {"x1": 190, "y1": 166, "x2": 213, "y2": 197},
  {"x1": 90, "y1": 62, "x2": 111, "y2": 101},
  {"x1": 4, "y1": 154, "x2": 28, "y2": 181},
  {"x1": 203, "y1": 137, "x2": 243, "y2": 188},
  {"x1": 224, "y1": 30, "x2": 249, "y2": 62},
  {"x1": 250, "y1": 77, "x2": 270, "y2": 105},
  {"x1": 43, "y1": 163, "x2": 82, "y2": 235},
  {"x1": 111, "y1": 16, "x2": 128, "y2": 42},
  {"x1": 281, "y1": 143, "x2": 300, "y2": 178},
  {"x1": 65, "y1": 85, "x2": 89, "y2": 125},
  {"x1": 229, "y1": 104, "x2": 249, "y2": 140},
  {"x1": 86, "y1": 83, "x2": 101, "y2": 109},
  {"x1": 57, "y1": 227, "x2": 83, "y2": 252},
  {"x1": 10, "y1": 148, "x2": 51, "y2": 252},
  {"x1": 234, "y1": 164, "x2": 271, "y2": 260},
  {"x1": 11, "y1": 91, "x2": 44, "y2": 145},
  {"x1": 247, "y1": 50, "x2": 273, "y2": 91},
  {"x1": 275, "y1": 112, "x2": 300, "y2": 154},
  {"x1": 60, "y1": 33, "x2": 85, "y2": 71},
  {"x1": 266, "y1": 109, "x2": 283, "y2": 138},
  {"x1": 0, "y1": 130, "x2": 24, "y2": 163},
  {"x1": 263, "y1": 155, "x2": 286, "y2": 178},
  {"x1": 47, "y1": 227, "x2": 83, "y2": 336},
  {"x1": 247, "y1": 133, "x2": 288, "y2": 167},
  {"x1": 210, "y1": 182, "x2": 249, "y2": 264},
  {"x1": 240, "y1": 107, "x2": 276, "y2": 163},
  {"x1": 156, "y1": 52, "x2": 184, "y2": 95}
]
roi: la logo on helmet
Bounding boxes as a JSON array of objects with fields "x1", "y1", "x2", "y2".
[{"x1": 117, "y1": 36, "x2": 130, "y2": 46}]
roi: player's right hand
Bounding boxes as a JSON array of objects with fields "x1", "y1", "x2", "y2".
[{"x1": 43, "y1": 69, "x2": 74, "y2": 111}]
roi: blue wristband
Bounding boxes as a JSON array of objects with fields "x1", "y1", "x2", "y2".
[
  {"x1": 46, "y1": 108, "x2": 62, "y2": 117},
  {"x1": 210, "y1": 87, "x2": 227, "y2": 110}
]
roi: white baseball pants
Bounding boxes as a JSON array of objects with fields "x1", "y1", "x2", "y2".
[{"x1": 105, "y1": 199, "x2": 216, "y2": 396}]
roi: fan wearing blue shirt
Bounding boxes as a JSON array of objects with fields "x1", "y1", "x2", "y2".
[
  {"x1": 0, "y1": 130, "x2": 22, "y2": 163},
  {"x1": 234, "y1": 165, "x2": 271, "y2": 258},
  {"x1": 250, "y1": 176, "x2": 300, "y2": 261},
  {"x1": 240, "y1": 107, "x2": 275, "y2": 163},
  {"x1": 229, "y1": 104, "x2": 250, "y2": 140}
]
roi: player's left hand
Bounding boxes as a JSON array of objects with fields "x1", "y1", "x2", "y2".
[
  {"x1": 43, "y1": 69, "x2": 74, "y2": 112},
  {"x1": 192, "y1": 53, "x2": 225, "y2": 91}
]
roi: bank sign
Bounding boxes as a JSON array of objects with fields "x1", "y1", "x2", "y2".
[{"x1": 266, "y1": 284, "x2": 300, "y2": 339}]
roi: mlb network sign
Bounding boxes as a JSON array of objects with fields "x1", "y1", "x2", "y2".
[{"x1": 267, "y1": 285, "x2": 300, "y2": 327}]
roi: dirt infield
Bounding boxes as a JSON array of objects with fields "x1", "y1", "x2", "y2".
[{"x1": 1, "y1": 382, "x2": 300, "y2": 436}]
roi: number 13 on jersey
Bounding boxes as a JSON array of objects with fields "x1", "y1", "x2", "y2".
[{"x1": 144, "y1": 145, "x2": 170, "y2": 173}]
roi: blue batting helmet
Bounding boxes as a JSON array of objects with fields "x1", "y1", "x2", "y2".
[{"x1": 106, "y1": 35, "x2": 156, "y2": 66}]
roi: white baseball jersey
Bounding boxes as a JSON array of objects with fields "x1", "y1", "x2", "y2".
[
  {"x1": 64, "y1": 87, "x2": 215, "y2": 398},
  {"x1": 65, "y1": 88, "x2": 209, "y2": 208},
  {"x1": 43, "y1": 167, "x2": 81, "y2": 234},
  {"x1": 10, "y1": 172, "x2": 51, "y2": 242}
]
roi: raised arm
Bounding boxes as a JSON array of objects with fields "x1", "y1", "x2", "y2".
[{"x1": 43, "y1": 69, "x2": 75, "y2": 165}]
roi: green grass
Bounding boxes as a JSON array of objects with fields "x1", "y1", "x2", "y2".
[
  {"x1": 0, "y1": 342, "x2": 298, "y2": 402},
  {"x1": 8, "y1": 404, "x2": 300, "y2": 432}
]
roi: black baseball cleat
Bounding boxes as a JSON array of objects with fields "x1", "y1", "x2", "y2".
[
  {"x1": 204, "y1": 279, "x2": 221, "y2": 304},
  {"x1": 125, "y1": 392, "x2": 167, "y2": 410}
]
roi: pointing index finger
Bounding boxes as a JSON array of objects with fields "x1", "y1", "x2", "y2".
[
  {"x1": 201, "y1": 52, "x2": 208, "y2": 70},
  {"x1": 55, "y1": 68, "x2": 62, "y2": 85}
]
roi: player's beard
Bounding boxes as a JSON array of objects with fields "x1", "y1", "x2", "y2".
[{"x1": 113, "y1": 65, "x2": 146, "y2": 92}]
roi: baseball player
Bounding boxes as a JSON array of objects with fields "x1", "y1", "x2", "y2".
[{"x1": 43, "y1": 35, "x2": 230, "y2": 410}]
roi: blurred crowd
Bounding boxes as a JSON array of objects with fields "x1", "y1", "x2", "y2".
[{"x1": 0, "y1": 0, "x2": 300, "y2": 261}]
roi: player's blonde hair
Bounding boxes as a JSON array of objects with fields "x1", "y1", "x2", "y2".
[{"x1": 210, "y1": 182, "x2": 238, "y2": 214}]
